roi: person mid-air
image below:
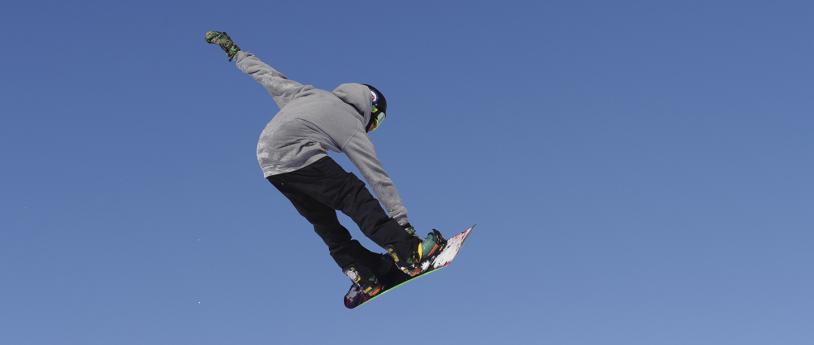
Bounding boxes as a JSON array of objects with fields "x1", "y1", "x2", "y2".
[{"x1": 205, "y1": 31, "x2": 447, "y2": 298}]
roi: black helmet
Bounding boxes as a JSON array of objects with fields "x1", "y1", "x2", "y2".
[{"x1": 363, "y1": 84, "x2": 387, "y2": 132}]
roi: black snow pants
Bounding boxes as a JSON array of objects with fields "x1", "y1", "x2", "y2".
[{"x1": 267, "y1": 156, "x2": 414, "y2": 274}]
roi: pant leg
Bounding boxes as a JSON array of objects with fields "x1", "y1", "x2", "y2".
[
  {"x1": 268, "y1": 184, "x2": 358, "y2": 269},
  {"x1": 269, "y1": 170, "x2": 397, "y2": 272},
  {"x1": 271, "y1": 157, "x2": 414, "y2": 250}
]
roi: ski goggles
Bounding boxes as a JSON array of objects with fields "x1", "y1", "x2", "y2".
[{"x1": 367, "y1": 110, "x2": 386, "y2": 132}]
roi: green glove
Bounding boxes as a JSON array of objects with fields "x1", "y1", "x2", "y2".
[{"x1": 205, "y1": 31, "x2": 241, "y2": 61}]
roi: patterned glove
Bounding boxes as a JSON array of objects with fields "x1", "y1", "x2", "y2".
[{"x1": 205, "y1": 31, "x2": 241, "y2": 61}]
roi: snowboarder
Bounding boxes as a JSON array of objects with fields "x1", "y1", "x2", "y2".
[{"x1": 205, "y1": 31, "x2": 446, "y2": 298}]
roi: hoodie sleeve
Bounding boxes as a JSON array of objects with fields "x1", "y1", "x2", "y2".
[
  {"x1": 342, "y1": 132, "x2": 410, "y2": 225},
  {"x1": 234, "y1": 51, "x2": 312, "y2": 109}
]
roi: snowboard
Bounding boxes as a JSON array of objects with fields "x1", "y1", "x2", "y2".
[{"x1": 344, "y1": 224, "x2": 475, "y2": 309}]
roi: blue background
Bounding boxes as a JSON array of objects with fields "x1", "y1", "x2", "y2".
[{"x1": 2, "y1": 1, "x2": 812, "y2": 344}]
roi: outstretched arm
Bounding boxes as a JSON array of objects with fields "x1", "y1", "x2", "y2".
[
  {"x1": 234, "y1": 51, "x2": 312, "y2": 109},
  {"x1": 206, "y1": 31, "x2": 311, "y2": 109}
]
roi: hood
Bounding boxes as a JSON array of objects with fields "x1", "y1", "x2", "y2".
[{"x1": 332, "y1": 83, "x2": 371, "y2": 127}]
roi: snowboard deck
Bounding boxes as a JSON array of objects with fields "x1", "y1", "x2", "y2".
[{"x1": 344, "y1": 224, "x2": 475, "y2": 309}]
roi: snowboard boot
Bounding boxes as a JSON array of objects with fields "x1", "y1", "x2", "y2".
[
  {"x1": 370, "y1": 253, "x2": 410, "y2": 288},
  {"x1": 343, "y1": 264, "x2": 383, "y2": 298},
  {"x1": 205, "y1": 31, "x2": 241, "y2": 61},
  {"x1": 386, "y1": 229, "x2": 447, "y2": 277}
]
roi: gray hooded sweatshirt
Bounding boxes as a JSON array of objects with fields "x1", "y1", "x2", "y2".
[{"x1": 234, "y1": 51, "x2": 408, "y2": 225}]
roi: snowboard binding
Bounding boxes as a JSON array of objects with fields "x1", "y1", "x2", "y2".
[
  {"x1": 343, "y1": 265, "x2": 382, "y2": 298},
  {"x1": 387, "y1": 229, "x2": 448, "y2": 277}
]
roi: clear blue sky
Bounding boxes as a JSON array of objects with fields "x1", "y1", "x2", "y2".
[{"x1": 1, "y1": 0, "x2": 813, "y2": 344}]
